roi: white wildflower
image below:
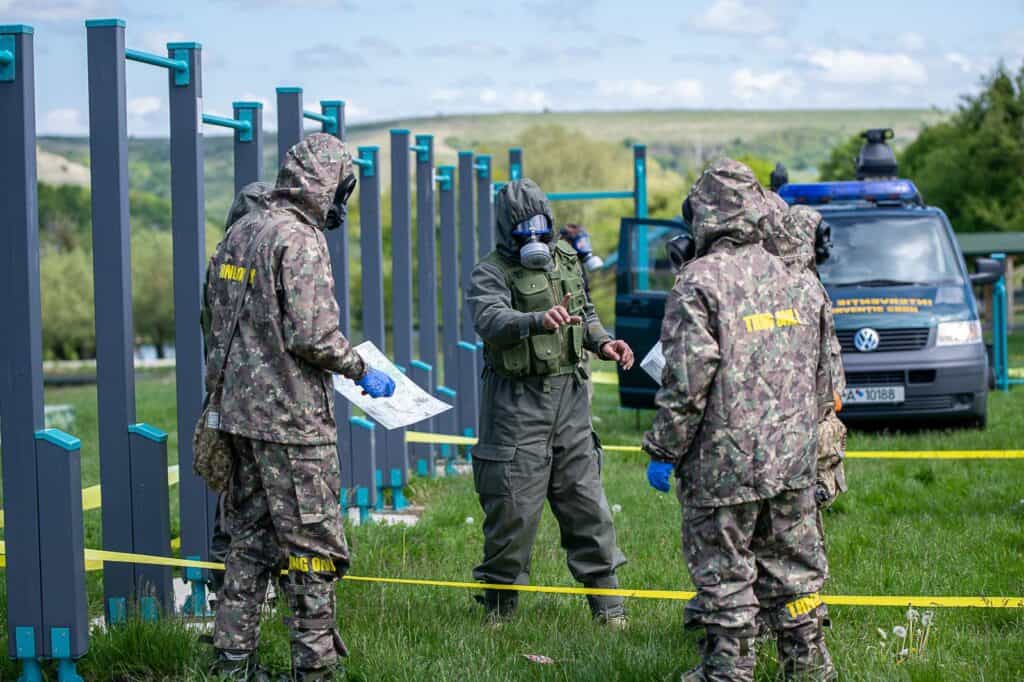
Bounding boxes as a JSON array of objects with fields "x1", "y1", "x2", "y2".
[
  {"x1": 893, "y1": 625, "x2": 907, "y2": 638},
  {"x1": 612, "y1": 504, "x2": 622, "y2": 513},
  {"x1": 922, "y1": 612, "x2": 933, "y2": 626},
  {"x1": 899, "y1": 648, "x2": 909, "y2": 657},
  {"x1": 877, "y1": 628, "x2": 888, "y2": 640},
  {"x1": 465, "y1": 516, "x2": 475, "y2": 524},
  {"x1": 907, "y1": 607, "x2": 920, "y2": 622}
]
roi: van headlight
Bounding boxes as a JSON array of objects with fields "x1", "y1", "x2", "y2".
[{"x1": 936, "y1": 320, "x2": 982, "y2": 346}]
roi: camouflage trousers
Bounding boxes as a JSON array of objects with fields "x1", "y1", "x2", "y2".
[{"x1": 213, "y1": 436, "x2": 350, "y2": 671}]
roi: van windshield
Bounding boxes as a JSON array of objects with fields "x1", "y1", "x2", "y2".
[{"x1": 818, "y1": 214, "x2": 964, "y2": 287}]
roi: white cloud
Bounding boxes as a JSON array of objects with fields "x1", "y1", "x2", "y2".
[
  {"x1": 345, "y1": 102, "x2": 371, "y2": 121},
  {"x1": 730, "y1": 68, "x2": 802, "y2": 103},
  {"x1": 479, "y1": 89, "x2": 498, "y2": 104},
  {"x1": 945, "y1": 52, "x2": 974, "y2": 74},
  {"x1": 597, "y1": 78, "x2": 704, "y2": 106},
  {"x1": 899, "y1": 32, "x2": 925, "y2": 52},
  {"x1": 760, "y1": 34, "x2": 789, "y2": 51},
  {"x1": 141, "y1": 31, "x2": 187, "y2": 55},
  {"x1": 690, "y1": 0, "x2": 777, "y2": 36},
  {"x1": 128, "y1": 96, "x2": 162, "y2": 118},
  {"x1": 42, "y1": 108, "x2": 88, "y2": 135},
  {"x1": 804, "y1": 49, "x2": 926, "y2": 86},
  {"x1": 506, "y1": 88, "x2": 549, "y2": 111},
  {"x1": 430, "y1": 88, "x2": 463, "y2": 103},
  {"x1": 16, "y1": 0, "x2": 113, "y2": 21}
]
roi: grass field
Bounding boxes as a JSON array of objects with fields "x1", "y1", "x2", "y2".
[{"x1": 1, "y1": 337, "x2": 1022, "y2": 680}]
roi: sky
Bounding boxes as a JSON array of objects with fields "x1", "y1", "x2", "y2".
[{"x1": 5, "y1": 0, "x2": 1024, "y2": 137}]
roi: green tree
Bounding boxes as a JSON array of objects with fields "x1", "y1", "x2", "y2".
[
  {"x1": 901, "y1": 62, "x2": 1024, "y2": 232},
  {"x1": 132, "y1": 230, "x2": 176, "y2": 357},
  {"x1": 40, "y1": 249, "x2": 96, "y2": 360},
  {"x1": 818, "y1": 134, "x2": 862, "y2": 181}
]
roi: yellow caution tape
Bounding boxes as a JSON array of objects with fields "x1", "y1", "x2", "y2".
[
  {"x1": 404, "y1": 432, "x2": 1024, "y2": 459},
  {"x1": 1, "y1": 544, "x2": 1020, "y2": 608},
  {"x1": 590, "y1": 371, "x2": 619, "y2": 385}
]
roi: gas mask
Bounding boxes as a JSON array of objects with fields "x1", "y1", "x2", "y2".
[
  {"x1": 814, "y1": 219, "x2": 832, "y2": 265},
  {"x1": 512, "y1": 214, "x2": 554, "y2": 270},
  {"x1": 560, "y1": 225, "x2": 604, "y2": 272},
  {"x1": 323, "y1": 172, "x2": 357, "y2": 231},
  {"x1": 666, "y1": 233, "x2": 695, "y2": 273},
  {"x1": 681, "y1": 196, "x2": 694, "y2": 227}
]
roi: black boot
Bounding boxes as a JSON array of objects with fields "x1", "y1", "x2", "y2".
[
  {"x1": 681, "y1": 630, "x2": 756, "y2": 682},
  {"x1": 211, "y1": 649, "x2": 272, "y2": 681},
  {"x1": 474, "y1": 589, "x2": 519, "y2": 625}
]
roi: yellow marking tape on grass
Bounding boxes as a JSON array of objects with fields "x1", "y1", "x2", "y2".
[
  {"x1": 591, "y1": 371, "x2": 619, "y2": 385},
  {"x1": 404, "y1": 431, "x2": 1024, "y2": 459},
  {"x1": 1, "y1": 545, "x2": 1021, "y2": 608}
]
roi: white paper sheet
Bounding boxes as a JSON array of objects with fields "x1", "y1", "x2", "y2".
[
  {"x1": 641, "y1": 341, "x2": 665, "y2": 385},
  {"x1": 333, "y1": 341, "x2": 453, "y2": 430}
]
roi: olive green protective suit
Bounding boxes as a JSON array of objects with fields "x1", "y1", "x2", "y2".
[{"x1": 468, "y1": 179, "x2": 626, "y2": 618}]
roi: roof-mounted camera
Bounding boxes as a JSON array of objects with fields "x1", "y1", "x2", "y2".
[{"x1": 856, "y1": 128, "x2": 898, "y2": 180}]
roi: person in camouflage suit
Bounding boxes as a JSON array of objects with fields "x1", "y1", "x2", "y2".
[
  {"x1": 204, "y1": 133, "x2": 393, "y2": 681},
  {"x1": 205, "y1": 180, "x2": 274, "y2": 603},
  {"x1": 769, "y1": 205, "x2": 848, "y2": 511},
  {"x1": 642, "y1": 159, "x2": 836, "y2": 681},
  {"x1": 468, "y1": 179, "x2": 633, "y2": 626}
]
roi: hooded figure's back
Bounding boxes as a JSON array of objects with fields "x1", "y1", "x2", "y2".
[
  {"x1": 646, "y1": 159, "x2": 832, "y2": 506},
  {"x1": 202, "y1": 133, "x2": 364, "y2": 446}
]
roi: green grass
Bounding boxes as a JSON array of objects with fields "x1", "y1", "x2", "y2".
[{"x1": 2, "y1": 341, "x2": 1023, "y2": 680}]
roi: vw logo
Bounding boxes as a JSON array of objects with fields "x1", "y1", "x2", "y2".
[{"x1": 854, "y1": 328, "x2": 880, "y2": 352}]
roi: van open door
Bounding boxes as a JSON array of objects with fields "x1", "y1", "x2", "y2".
[{"x1": 614, "y1": 218, "x2": 687, "y2": 408}]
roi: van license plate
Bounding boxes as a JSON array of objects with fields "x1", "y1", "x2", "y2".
[{"x1": 843, "y1": 386, "x2": 905, "y2": 404}]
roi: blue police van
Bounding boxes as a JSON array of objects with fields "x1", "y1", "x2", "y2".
[{"x1": 615, "y1": 130, "x2": 1004, "y2": 427}]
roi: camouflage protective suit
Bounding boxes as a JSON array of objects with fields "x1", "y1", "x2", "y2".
[
  {"x1": 204, "y1": 134, "x2": 365, "y2": 675},
  {"x1": 642, "y1": 160, "x2": 834, "y2": 681},
  {"x1": 206, "y1": 180, "x2": 274, "y2": 600},
  {"x1": 468, "y1": 179, "x2": 627, "y2": 620},
  {"x1": 771, "y1": 205, "x2": 848, "y2": 510}
]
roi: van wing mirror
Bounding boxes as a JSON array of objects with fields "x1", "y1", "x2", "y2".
[{"x1": 969, "y1": 257, "x2": 1005, "y2": 286}]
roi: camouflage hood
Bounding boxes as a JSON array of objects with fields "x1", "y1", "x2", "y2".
[
  {"x1": 773, "y1": 205, "x2": 821, "y2": 270},
  {"x1": 494, "y1": 178, "x2": 555, "y2": 259},
  {"x1": 225, "y1": 181, "x2": 272, "y2": 230},
  {"x1": 271, "y1": 133, "x2": 353, "y2": 230},
  {"x1": 688, "y1": 158, "x2": 772, "y2": 256}
]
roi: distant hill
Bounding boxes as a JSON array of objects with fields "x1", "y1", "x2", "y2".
[{"x1": 38, "y1": 108, "x2": 945, "y2": 225}]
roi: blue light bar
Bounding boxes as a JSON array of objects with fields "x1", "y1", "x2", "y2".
[{"x1": 779, "y1": 179, "x2": 921, "y2": 206}]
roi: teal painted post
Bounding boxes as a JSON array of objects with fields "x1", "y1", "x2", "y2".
[
  {"x1": 438, "y1": 165, "x2": 459, "y2": 388},
  {"x1": 475, "y1": 155, "x2": 494, "y2": 257},
  {"x1": 509, "y1": 147, "x2": 523, "y2": 181},
  {"x1": 456, "y1": 341, "x2": 478, "y2": 460},
  {"x1": 458, "y1": 151, "x2": 477, "y2": 341},
  {"x1": 276, "y1": 86, "x2": 302, "y2": 168},
  {"x1": 128, "y1": 424, "x2": 172, "y2": 613},
  {"x1": 36, "y1": 430, "x2": 87, "y2": 669},
  {"x1": 85, "y1": 18, "x2": 138, "y2": 624},
  {"x1": 0, "y1": 23, "x2": 46, "y2": 670},
  {"x1": 231, "y1": 101, "x2": 262, "y2": 194},
  {"x1": 993, "y1": 253, "x2": 1009, "y2": 391},
  {"x1": 634, "y1": 144, "x2": 649, "y2": 291},
  {"x1": 409, "y1": 361, "x2": 435, "y2": 475},
  {"x1": 436, "y1": 386, "x2": 458, "y2": 475},
  {"x1": 350, "y1": 417, "x2": 377, "y2": 513}
]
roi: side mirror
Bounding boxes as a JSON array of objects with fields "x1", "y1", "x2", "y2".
[{"x1": 969, "y1": 257, "x2": 1005, "y2": 286}]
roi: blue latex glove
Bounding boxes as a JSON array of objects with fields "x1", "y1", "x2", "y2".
[
  {"x1": 646, "y1": 460, "x2": 674, "y2": 493},
  {"x1": 357, "y1": 368, "x2": 396, "y2": 399}
]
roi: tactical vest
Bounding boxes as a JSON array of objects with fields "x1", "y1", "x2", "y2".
[{"x1": 483, "y1": 242, "x2": 587, "y2": 378}]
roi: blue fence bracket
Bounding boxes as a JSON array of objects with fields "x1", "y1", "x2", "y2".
[
  {"x1": 124, "y1": 47, "x2": 190, "y2": 86},
  {"x1": 202, "y1": 113, "x2": 253, "y2": 142},
  {"x1": 411, "y1": 133, "x2": 433, "y2": 163},
  {"x1": 353, "y1": 147, "x2": 376, "y2": 177},
  {"x1": 184, "y1": 557, "x2": 210, "y2": 617},
  {"x1": 15, "y1": 627, "x2": 41, "y2": 682},
  {"x1": 374, "y1": 469, "x2": 385, "y2": 512},
  {"x1": 437, "y1": 386, "x2": 458, "y2": 476},
  {"x1": 474, "y1": 155, "x2": 491, "y2": 178},
  {"x1": 509, "y1": 147, "x2": 523, "y2": 181},
  {"x1": 106, "y1": 598, "x2": 127, "y2": 625},
  {"x1": 303, "y1": 109, "x2": 338, "y2": 135},
  {"x1": 51, "y1": 627, "x2": 83, "y2": 682},
  {"x1": 435, "y1": 166, "x2": 453, "y2": 191},
  {"x1": 356, "y1": 487, "x2": 371, "y2": 524},
  {"x1": 390, "y1": 469, "x2": 408, "y2": 509},
  {"x1": 0, "y1": 30, "x2": 18, "y2": 82}
]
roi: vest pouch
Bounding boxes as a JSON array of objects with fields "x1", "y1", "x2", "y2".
[
  {"x1": 495, "y1": 341, "x2": 530, "y2": 376},
  {"x1": 511, "y1": 270, "x2": 555, "y2": 313},
  {"x1": 567, "y1": 324, "x2": 584, "y2": 364},
  {"x1": 530, "y1": 329, "x2": 564, "y2": 374}
]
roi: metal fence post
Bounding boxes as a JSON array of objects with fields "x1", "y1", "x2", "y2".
[
  {"x1": 634, "y1": 144, "x2": 649, "y2": 291},
  {"x1": 1, "y1": 23, "x2": 46, "y2": 674},
  {"x1": 36, "y1": 430, "x2": 88, "y2": 674},
  {"x1": 436, "y1": 386, "x2": 458, "y2": 475},
  {"x1": 392, "y1": 130, "x2": 414, "y2": 367},
  {"x1": 456, "y1": 341, "x2": 479, "y2": 458},
  {"x1": 409, "y1": 361, "x2": 435, "y2": 475},
  {"x1": 349, "y1": 418, "x2": 376, "y2": 522},
  {"x1": 993, "y1": 253, "x2": 1009, "y2": 391},
  {"x1": 276, "y1": 86, "x2": 302, "y2": 168},
  {"x1": 167, "y1": 39, "x2": 215, "y2": 594},
  {"x1": 509, "y1": 147, "x2": 523, "y2": 181},
  {"x1": 232, "y1": 101, "x2": 262, "y2": 194},
  {"x1": 438, "y1": 165, "x2": 458, "y2": 388},
  {"x1": 458, "y1": 151, "x2": 476, "y2": 342},
  {"x1": 85, "y1": 18, "x2": 138, "y2": 624},
  {"x1": 128, "y1": 424, "x2": 172, "y2": 615},
  {"x1": 316, "y1": 97, "x2": 352, "y2": 493},
  {"x1": 414, "y1": 134, "x2": 439, "y2": 388},
  {"x1": 475, "y1": 155, "x2": 494, "y2": 257}
]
